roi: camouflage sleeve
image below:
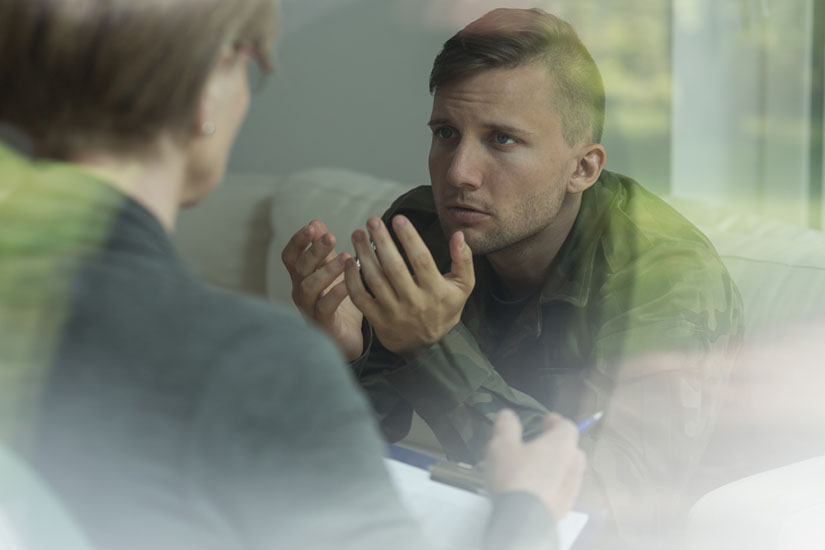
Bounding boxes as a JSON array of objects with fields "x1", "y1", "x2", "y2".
[
  {"x1": 353, "y1": 321, "x2": 549, "y2": 463},
  {"x1": 579, "y1": 247, "x2": 744, "y2": 548},
  {"x1": 350, "y1": 322, "x2": 414, "y2": 444}
]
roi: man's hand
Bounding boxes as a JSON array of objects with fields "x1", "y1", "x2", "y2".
[
  {"x1": 281, "y1": 220, "x2": 364, "y2": 361},
  {"x1": 485, "y1": 410, "x2": 586, "y2": 521},
  {"x1": 343, "y1": 215, "x2": 474, "y2": 356}
]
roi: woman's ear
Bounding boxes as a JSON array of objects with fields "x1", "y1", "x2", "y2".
[
  {"x1": 194, "y1": 81, "x2": 217, "y2": 138},
  {"x1": 567, "y1": 143, "x2": 606, "y2": 194}
]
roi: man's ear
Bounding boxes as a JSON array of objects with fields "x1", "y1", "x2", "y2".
[{"x1": 567, "y1": 143, "x2": 606, "y2": 194}]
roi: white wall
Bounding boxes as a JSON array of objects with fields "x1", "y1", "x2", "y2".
[{"x1": 228, "y1": 0, "x2": 451, "y2": 186}]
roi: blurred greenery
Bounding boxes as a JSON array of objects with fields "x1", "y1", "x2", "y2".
[
  {"x1": 0, "y1": 144, "x2": 120, "y2": 451},
  {"x1": 571, "y1": 0, "x2": 673, "y2": 192}
]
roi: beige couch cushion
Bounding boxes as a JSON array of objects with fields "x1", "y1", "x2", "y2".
[
  {"x1": 174, "y1": 174, "x2": 278, "y2": 296},
  {"x1": 667, "y1": 196, "x2": 825, "y2": 335}
]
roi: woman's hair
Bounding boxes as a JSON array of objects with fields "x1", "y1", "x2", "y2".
[{"x1": 0, "y1": 0, "x2": 278, "y2": 157}]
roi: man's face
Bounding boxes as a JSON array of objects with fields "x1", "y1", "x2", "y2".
[{"x1": 428, "y1": 63, "x2": 580, "y2": 256}]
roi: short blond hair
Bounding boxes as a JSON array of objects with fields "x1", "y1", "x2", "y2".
[{"x1": 0, "y1": 0, "x2": 278, "y2": 157}]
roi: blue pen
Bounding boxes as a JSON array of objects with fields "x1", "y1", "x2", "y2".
[{"x1": 576, "y1": 411, "x2": 604, "y2": 432}]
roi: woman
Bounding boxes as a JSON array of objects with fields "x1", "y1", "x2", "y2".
[{"x1": 0, "y1": 1, "x2": 584, "y2": 549}]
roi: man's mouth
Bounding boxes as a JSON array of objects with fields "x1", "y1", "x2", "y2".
[
  {"x1": 445, "y1": 203, "x2": 491, "y2": 223},
  {"x1": 446, "y1": 200, "x2": 489, "y2": 213}
]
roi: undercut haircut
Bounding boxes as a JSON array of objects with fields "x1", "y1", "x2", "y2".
[{"x1": 429, "y1": 8, "x2": 605, "y2": 146}]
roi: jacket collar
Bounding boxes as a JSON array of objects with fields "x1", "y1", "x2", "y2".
[{"x1": 536, "y1": 175, "x2": 617, "y2": 308}]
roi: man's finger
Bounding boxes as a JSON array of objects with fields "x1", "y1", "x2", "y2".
[
  {"x1": 343, "y1": 257, "x2": 378, "y2": 319},
  {"x1": 281, "y1": 224, "x2": 315, "y2": 273},
  {"x1": 390, "y1": 215, "x2": 441, "y2": 289},
  {"x1": 294, "y1": 252, "x2": 347, "y2": 310},
  {"x1": 367, "y1": 217, "x2": 416, "y2": 293},
  {"x1": 351, "y1": 229, "x2": 397, "y2": 304},
  {"x1": 294, "y1": 232, "x2": 338, "y2": 278},
  {"x1": 315, "y1": 278, "x2": 350, "y2": 320},
  {"x1": 307, "y1": 219, "x2": 332, "y2": 236},
  {"x1": 446, "y1": 231, "x2": 475, "y2": 292}
]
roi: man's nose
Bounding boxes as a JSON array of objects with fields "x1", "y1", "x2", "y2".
[{"x1": 445, "y1": 142, "x2": 483, "y2": 190}]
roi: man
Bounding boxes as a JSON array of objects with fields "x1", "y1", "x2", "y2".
[
  {"x1": 282, "y1": 7, "x2": 743, "y2": 546},
  {"x1": 0, "y1": 2, "x2": 586, "y2": 549}
]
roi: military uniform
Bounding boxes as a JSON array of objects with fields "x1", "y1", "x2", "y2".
[{"x1": 353, "y1": 169, "x2": 744, "y2": 546}]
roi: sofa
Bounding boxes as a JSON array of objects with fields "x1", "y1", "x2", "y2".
[{"x1": 174, "y1": 168, "x2": 825, "y2": 549}]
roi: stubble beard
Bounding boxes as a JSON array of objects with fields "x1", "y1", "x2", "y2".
[{"x1": 439, "y1": 189, "x2": 566, "y2": 257}]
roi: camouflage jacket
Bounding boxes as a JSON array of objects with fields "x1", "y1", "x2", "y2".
[{"x1": 352, "y1": 170, "x2": 744, "y2": 545}]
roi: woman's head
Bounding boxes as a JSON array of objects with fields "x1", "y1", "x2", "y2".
[{"x1": 0, "y1": 0, "x2": 277, "y2": 197}]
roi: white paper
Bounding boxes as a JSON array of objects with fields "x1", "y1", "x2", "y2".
[{"x1": 384, "y1": 458, "x2": 588, "y2": 550}]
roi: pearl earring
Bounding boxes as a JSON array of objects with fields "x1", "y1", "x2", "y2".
[{"x1": 201, "y1": 121, "x2": 216, "y2": 136}]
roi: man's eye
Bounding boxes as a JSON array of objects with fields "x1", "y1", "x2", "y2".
[
  {"x1": 436, "y1": 127, "x2": 457, "y2": 139},
  {"x1": 493, "y1": 132, "x2": 516, "y2": 145}
]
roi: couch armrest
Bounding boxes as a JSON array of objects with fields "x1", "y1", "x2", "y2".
[{"x1": 174, "y1": 173, "x2": 281, "y2": 296}]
